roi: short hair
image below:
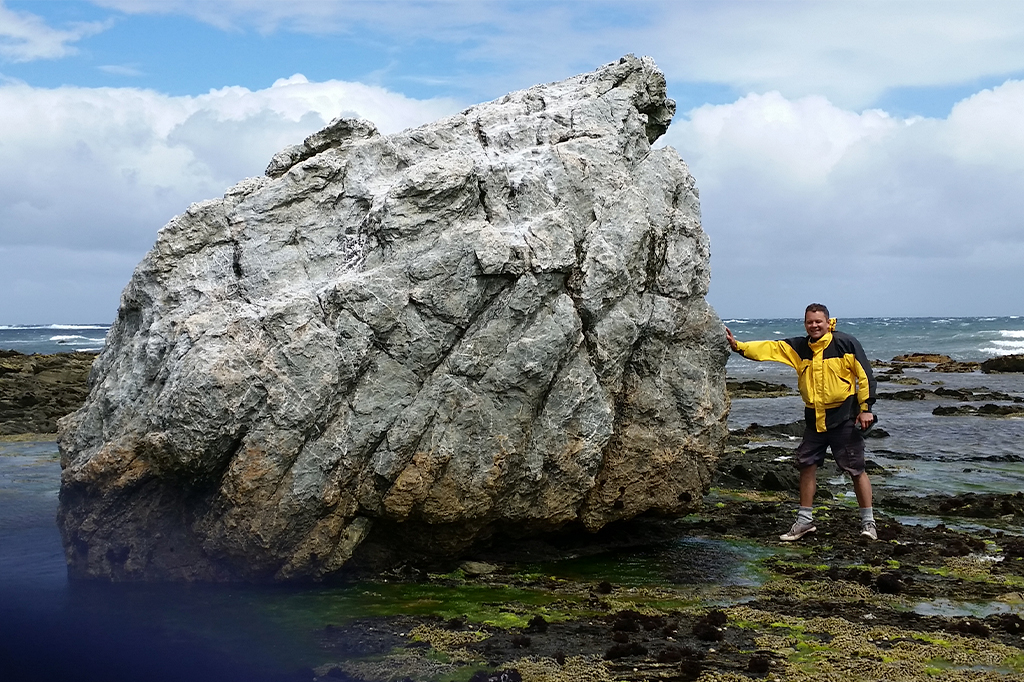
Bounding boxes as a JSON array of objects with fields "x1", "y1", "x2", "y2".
[{"x1": 805, "y1": 303, "x2": 830, "y2": 318}]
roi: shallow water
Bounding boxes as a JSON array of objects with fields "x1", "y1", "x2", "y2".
[
  {"x1": 532, "y1": 536, "x2": 773, "y2": 588},
  {"x1": 913, "y1": 598, "x2": 1024, "y2": 618},
  {"x1": 0, "y1": 443, "x2": 321, "y2": 681},
  {"x1": 0, "y1": 442, "x2": 770, "y2": 681}
]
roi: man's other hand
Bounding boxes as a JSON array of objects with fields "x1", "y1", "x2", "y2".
[
  {"x1": 856, "y1": 412, "x2": 875, "y2": 430},
  {"x1": 725, "y1": 327, "x2": 739, "y2": 352}
]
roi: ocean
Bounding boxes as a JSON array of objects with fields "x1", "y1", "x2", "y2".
[
  {"x1": 2, "y1": 317, "x2": 1023, "y2": 680},
  {"x1": 0, "y1": 324, "x2": 110, "y2": 355},
  {"x1": 726, "y1": 317, "x2": 1024, "y2": 502},
  {"x1": 723, "y1": 315, "x2": 1024, "y2": 362},
  {"x1": 4, "y1": 315, "x2": 1023, "y2": 358},
  {"x1": 6, "y1": 315, "x2": 1023, "y2": 359}
]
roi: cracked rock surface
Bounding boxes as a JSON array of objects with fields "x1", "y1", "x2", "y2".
[{"x1": 57, "y1": 55, "x2": 729, "y2": 582}]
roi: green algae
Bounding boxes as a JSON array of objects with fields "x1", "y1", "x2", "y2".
[
  {"x1": 525, "y1": 535, "x2": 776, "y2": 590},
  {"x1": 309, "y1": 582, "x2": 585, "y2": 627},
  {"x1": 728, "y1": 604, "x2": 1024, "y2": 681},
  {"x1": 764, "y1": 557, "x2": 831, "y2": 574},
  {"x1": 920, "y1": 558, "x2": 1024, "y2": 588},
  {"x1": 0, "y1": 433, "x2": 57, "y2": 443}
]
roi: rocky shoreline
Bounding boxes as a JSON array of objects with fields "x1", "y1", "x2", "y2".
[
  {"x1": 296, "y1": 357, "x2": 1024, "y2": 681},
  {"x1": 304, "y1": 482, "x2": 1024, "y2": 682},
  {"x1": 3, "y1": 349, "x2": 1024, "y2": 680}
]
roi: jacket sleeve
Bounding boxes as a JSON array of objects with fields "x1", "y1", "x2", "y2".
[
  {"x1": 734, "y1": 338, "x2": 802, "y2": 370},
  {"x1": 849, "y1": 337, "x2": 876, "y2": 412}
]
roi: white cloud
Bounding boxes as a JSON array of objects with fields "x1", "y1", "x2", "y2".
[
  {"x1": 98, "y1": 63, "x2": 145, "y2": 76},
  {"x1": 89, "y1": 1, "x2": 1024, "y2": 108},
  {"x1": 0, "y1": 1, "x2": 108, "y2": 62},
  {"x1": 649, "y1": 2, "x2": 1024, "y2": 108},
  {"x1": 0, "y1": 75, "x2": 460, "y2": 322},
  {"x1": 662, "y1": 80, "x2": 1024, "y2": 317},
  {"x1": 672, "y1": 92, "x2": 898, "y2": 188},
  {"x1": 942, "y1": 80, "x2": 1024, "y2": 169}
]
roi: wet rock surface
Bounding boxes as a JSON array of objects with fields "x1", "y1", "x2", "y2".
[
  {"x1": 57, "y1": 55, "x2": 728, "y2": 582},
  {"x1": 305, "y1": 491, "x2": 1024, "y2": 682},
  {"x1": 878, "y1": 386, "x2": 1022, "y2": 402},
  {"x1": 0, "y1": 351, "x2": 95, "y2": 435},
  {"x1": 725, "y1": 378, "x2": 795, "y2": 399},
  {"x1": 876, "y1": 374, "x2": 923, "y2": 385},
  {"x1": 298, "y1": 354, "x2": 1024, "y2": 682}
]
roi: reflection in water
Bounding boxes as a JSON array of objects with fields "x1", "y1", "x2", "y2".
[{"x1": 913, "y1": 597, "x2": 1024, "y2": 618}]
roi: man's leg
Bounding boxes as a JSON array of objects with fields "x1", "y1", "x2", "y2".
[
  {"x1": 852, "y1": 472, "x2": 872, "y2": 509},
  {"x1": 799, "y1": 464, "x2": 818, "y2": 508},
  {"x1": 783, "y1": 431, "x2": 826, "y2": 541},
  {"x1": 832, "y1": 420, "x2": 877, "y2": 540},
  {"x1": 853, "y1": 472, "x2": 876, "y2": 539}
]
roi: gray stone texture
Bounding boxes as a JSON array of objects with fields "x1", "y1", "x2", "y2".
[{"x1": 57, "y1": 55, "x2": 729, "y2": 581}]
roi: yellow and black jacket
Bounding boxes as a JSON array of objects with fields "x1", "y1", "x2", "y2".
[{"x1": 734, "y1": 323, "x2": 876, "y2": 433}]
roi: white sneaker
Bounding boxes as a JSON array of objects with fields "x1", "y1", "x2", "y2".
[
  {"x1": 780, "y1": 521, "x2": 816, "y2": 542},
  {"x1": 861, "y1": 521, "x2": 878, "y2": 541}
]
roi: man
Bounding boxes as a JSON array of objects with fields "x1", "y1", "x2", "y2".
[{"x1": 725, "y1": 304, "x2": 878, "y2": 541}]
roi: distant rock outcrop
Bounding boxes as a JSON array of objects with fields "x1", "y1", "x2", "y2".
[
  {"x1": 981, "y1": 354, "x2": 1024, "y2": 373},
  {"x1": 57, "y1": 56, "x2": 729, "y2": 582},
  {"x1": 892, "y1": 353, "x2": 952, "y2": 364},
  {"x1": 0, "y1": 351, "x2": 95, "y2": 435},
  {"x1": 933, "y1": 404, "x2": 1024, "y2": 417},
  {"x1": 725, "y1": 379, "x2": 795, "y2": 399}
]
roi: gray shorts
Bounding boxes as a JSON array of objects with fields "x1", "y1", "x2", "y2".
[{"x1": 794, "y1": 419, "x2": 866, "y2": 477}]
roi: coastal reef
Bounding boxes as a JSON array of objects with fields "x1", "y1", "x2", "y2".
[
  {"x1": 982, "y1": 354, "x2": 1024, "y2": 374},
  {"x1": 0, "y1": 350, "x2": 95, "y2": 436},
  {"x1": 300, "y1": 492, "x2": 1024, "y2": 682},
  {"x1": 57, "y1": 55, "x2": 729, "y2": 582}
]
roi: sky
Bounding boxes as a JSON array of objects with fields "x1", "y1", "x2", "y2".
[{"x1": 1, "y1": 0, "x2": 1022, "y2": 323}]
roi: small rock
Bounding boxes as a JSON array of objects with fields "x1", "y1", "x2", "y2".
[
  {"x1": 981, "y1": 354, "x2": 1024, "y2": 373},
  {"x1": 523, "y1": 615, "x2": 548, "y2": 634},
  {"x1": 878, "y1": 389, "x2": 932, "y2": 401},
  {"x1": 604, "y1": 642, "x2": 647, "y2": 660},
  {"x1": 892, "y1": 353, "x2": 952, "y2": 363},
  {"x1": 460, "y1": 561, "x2": 498, "y2": 576},
  {"x1": 933, "y1": 405, "x2": 977, "y2": 416},
  {"x1": 747, "y1": 653, "x2": 772, "y2": 674},
  {"x1": 876, "y1": 572, "x2": 904, "y2": 594},
  {"x1": 510, "y1": 634, "x2": 531, "y2": 648},
  {"x1": 930, "y1": 361, "x2": 979, "y2": 373}
]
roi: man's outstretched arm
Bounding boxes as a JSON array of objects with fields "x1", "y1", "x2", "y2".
[{"x1": 725, "y1": 327, "x2": 802, "y2": 369}]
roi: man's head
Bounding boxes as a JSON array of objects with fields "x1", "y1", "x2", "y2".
[{"x1": 804, "y1": 303, "x2": 830, "y2": 341}]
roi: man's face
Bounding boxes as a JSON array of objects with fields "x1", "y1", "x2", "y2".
[{"x1": 804, "y1": 310, "x2": 829, "y2": 341}]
